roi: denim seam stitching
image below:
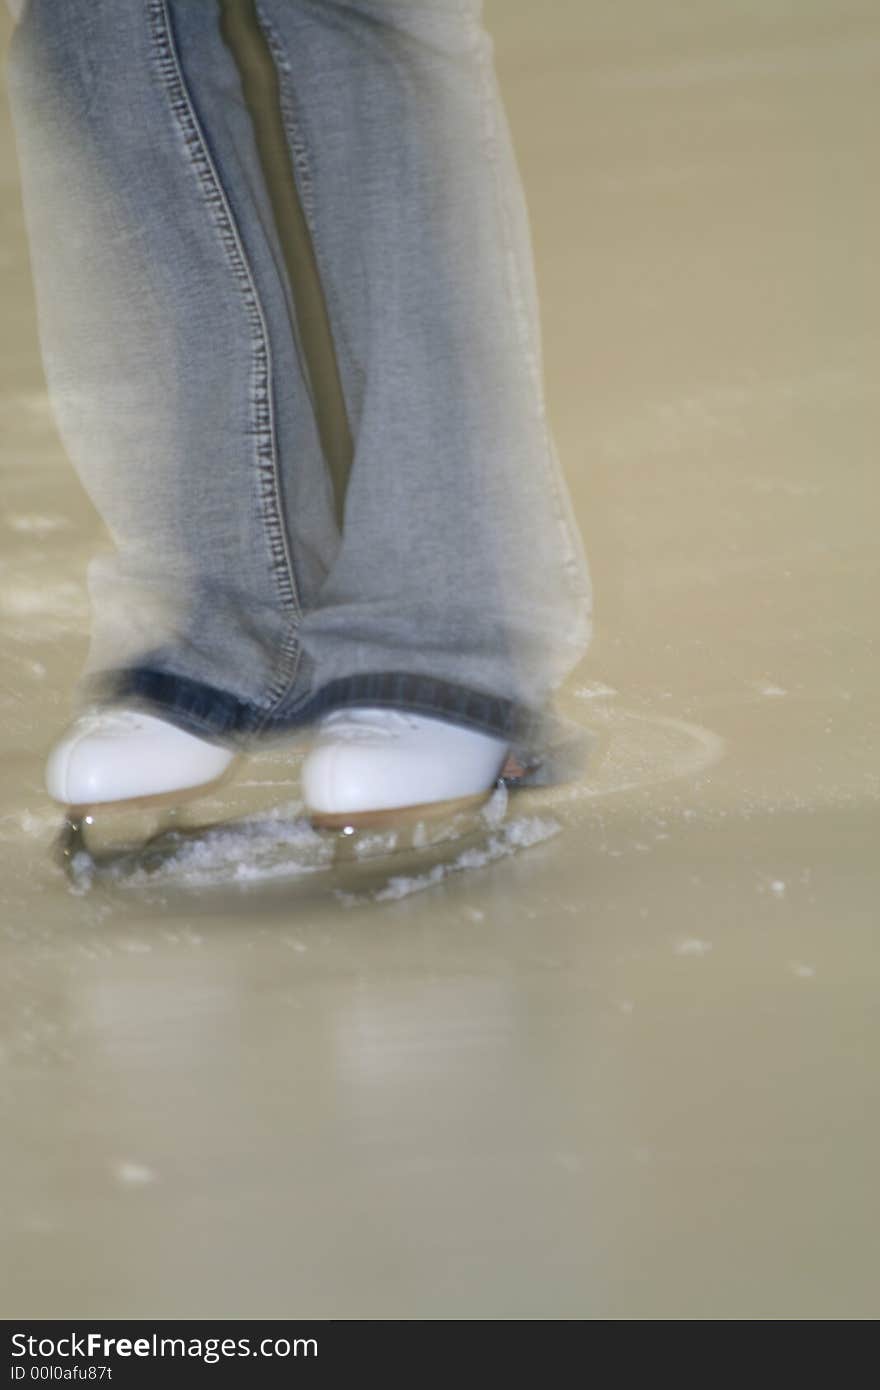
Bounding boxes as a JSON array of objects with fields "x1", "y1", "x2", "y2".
[
  {"x1": 146, "y1": 0, "x2": 302, "y2": 712},
  {"x1": 253, "y1": 4, "x2": 367, "y2": 415}
]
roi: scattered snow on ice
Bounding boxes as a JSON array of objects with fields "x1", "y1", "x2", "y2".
[
  {"x1": 338, "y1": 814, "x2": 562, "y2": 906},
  {"x1": 789, "y1": 961, "x2": 816, "y2": 979},
  {"x1": 100, "y1": 802, "x2": 332, "y2": 890},
  {"x1": 481, "y1": 782, "x2": 509, "y2": 829},
  {"x1": 0, "y1": 808, "x2": 58, "y2": 838},
  {"x1": 0, "y1": 580, "x2": 88, "y2": 625},
  {"x1": 353, "y1": 829, "x2": 400, "y2": 860},
  {"x1": 462, "y1": 906, "x2": 485, "y2": 923},
  {"x1": 114, "y1": 1161, "x2": 157, "y2": 1187},
  {"x1": 67, "y1": 852, "x2": 96, "y2": 895},
  {"x1": 5, "y1": 512, "x2": 71, "y2": 537},
  {"x1": 674, "y1": 938, "x2": 713, "y2": 957},
  {"x1": 573, "y1": 680, "x2": 618, "y2": 700}
]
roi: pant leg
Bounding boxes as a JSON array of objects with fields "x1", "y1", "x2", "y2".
[
  {"x1": 5, "y1": 0, "x2": 339, "y2": 742},
  {"x1": 256, "y1": 0, "x2": 592, "y2": 743}
]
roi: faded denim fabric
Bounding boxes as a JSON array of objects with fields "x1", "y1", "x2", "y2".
[{"x1": 6, "y1": 0, "x2": 592, "y2": 775}]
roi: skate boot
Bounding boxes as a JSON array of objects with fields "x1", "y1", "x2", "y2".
[
  {"x1": 45, "y1": 706, "x2": 236, "y2": 810},
  {"x1": 301, "y1": 707, "x2": 510, "y2": 829}
]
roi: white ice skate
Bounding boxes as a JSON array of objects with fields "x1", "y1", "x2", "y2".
[
  {"x1": 301, "y1": 706, "x2": 510, "y2": 829},
  {"x1": 45, "y1": 707, "x2": 236, "y2": 809}
]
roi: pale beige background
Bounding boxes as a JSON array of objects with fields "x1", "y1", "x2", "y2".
[{"x1": 0, "y1": 1, "x2": 878, "y2": 1318}]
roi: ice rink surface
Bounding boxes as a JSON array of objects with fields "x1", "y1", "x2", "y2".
[{"x1": 1, "y1": 1, "x2": 878, "y2": 1318}]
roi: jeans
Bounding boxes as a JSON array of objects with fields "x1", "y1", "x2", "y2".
[{"x1": 6, "y1": 0, "x2": 592, "y2": 773}]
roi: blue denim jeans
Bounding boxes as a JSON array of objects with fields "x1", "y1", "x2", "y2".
[{"x1": 6, "y1": 0, "x2": 591, "y2": 773}]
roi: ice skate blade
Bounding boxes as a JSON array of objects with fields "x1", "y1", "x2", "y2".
[
  {"x1": 55, "y1": 809, "x2": 193, "y2": 880},
  {"x1": 309, "y1": 791, "x2": 489, "y2": 832}
]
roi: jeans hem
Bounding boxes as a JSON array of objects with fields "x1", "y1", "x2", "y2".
[
  {"x1": 85, "y1": 668, "x2": 263, "y2": 745},
  {"x1": 279, "y1": 671, "x2": 543, "y2": 745},
  {"x1": 88, "y1": 666, "x2": 594, "y2": 787},
  {"x1": 89, "y1": 666, "x2": 544, "y2": 748}
]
